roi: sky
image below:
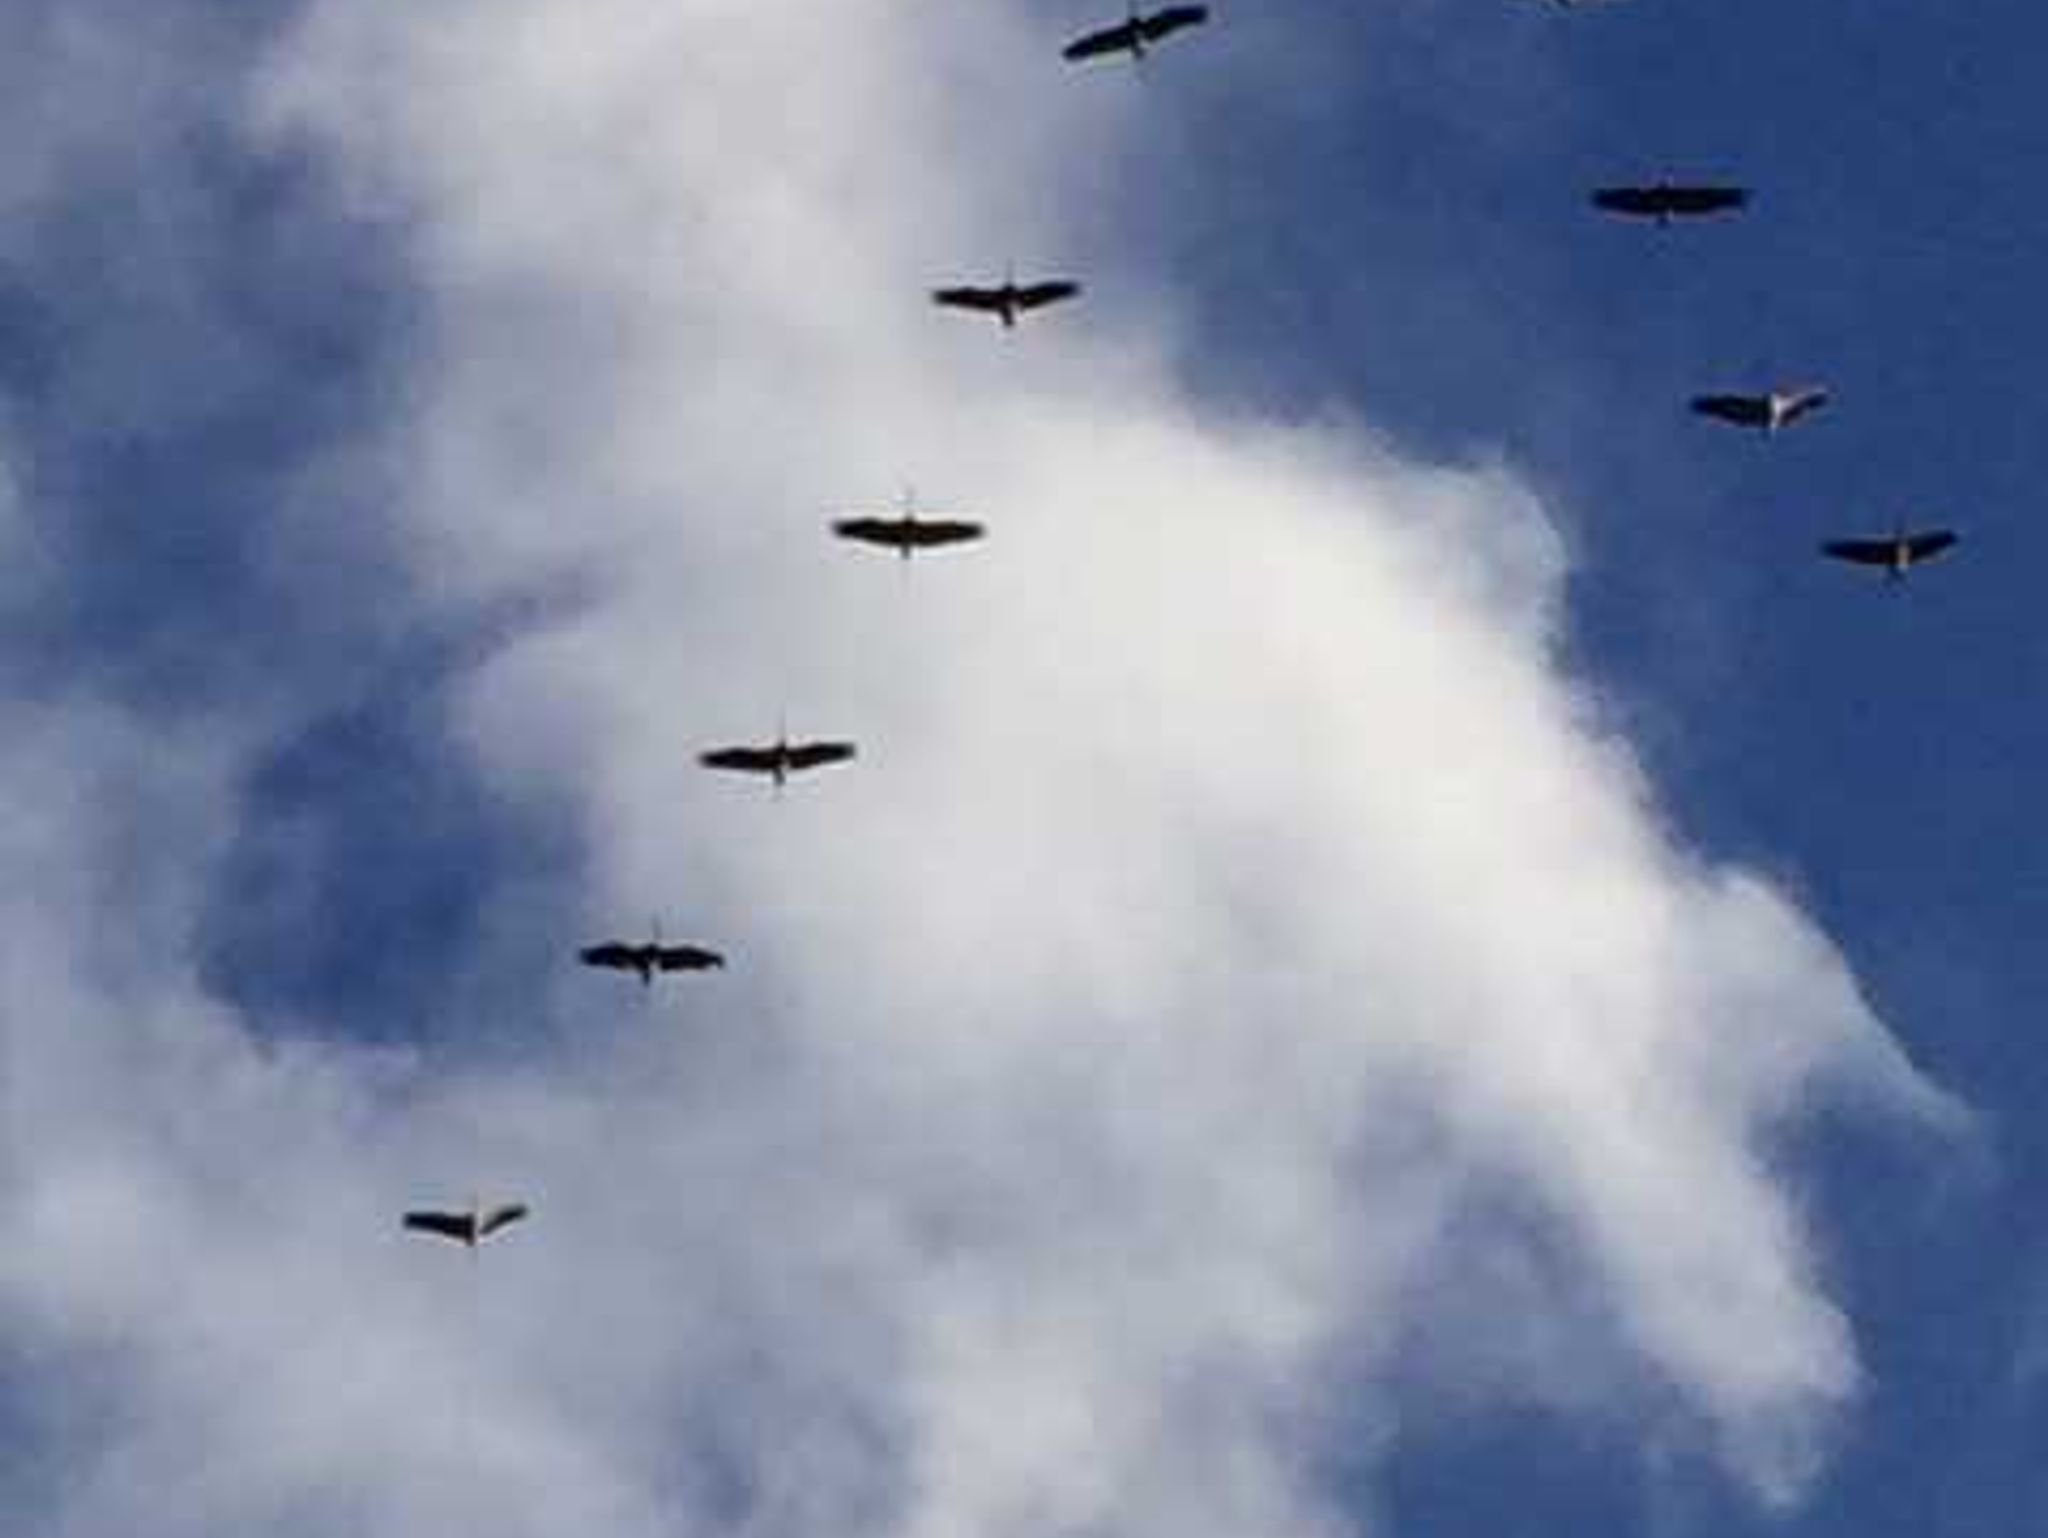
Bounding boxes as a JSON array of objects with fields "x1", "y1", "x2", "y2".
[{"x1": 0, "y1": 0, "x2": 2043, "y2": 1534}]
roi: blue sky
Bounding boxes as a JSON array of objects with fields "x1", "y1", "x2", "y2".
[
  {"x1": 0, "y1": 0, "x2": 2040, "y2": 1533},
  {"x1": 1145, "y1": 1, "x2": 2048, "y2": 1529}
]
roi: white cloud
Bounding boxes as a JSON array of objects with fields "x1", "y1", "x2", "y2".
[{"x1": 0, "y1": 0, "x2": 1963, "y2": 1534}]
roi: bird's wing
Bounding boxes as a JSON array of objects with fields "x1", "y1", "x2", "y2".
[
  {"x1": 1690, "y1": 394, "x2": 1766, "y2": 425},
  {"x1": 1667, "y1": 185, "x2": 1748, "y2": 213},
  {"x1": 909, "y1": 519, "x2": 986, "y2": 546},
  {"x1": 1140, "y1": 5, "x2": 1210, "y2": 39},
  {"x1": 657, "y1": 945, "x2": 726, "y2": 971},
  {"x1": 1591, "y1": 187, "x2": 1655, "y2": 215},
  {"x1": 833, "y1": 518, "x2": 897, "y2": 544},
  {"x1": 1821, "y1": 539, "x2": 1891, "y2": 566},
  {"x1": 580, "y1": 943, "x2": 636, "y2": 969},
  {"x1": 1905, "y1": 530, "x2": 1959, "y2": 563},
  {"x1": 700, "y1": 746, "x2": 778, "y2": 773},
  {"x1": 786, "y1": 740, "x2": 858, "y2": 770},
  {"x1": 1063, "y1": 19, "x2": 1139, "y2": 58},
  {"x1": 932, "y1": 286, "x2": 1003, "y2": 311},
  {"x1": 1014, "y1": 281, "x2": 1081, "y2": 310},
  {"x1": 403, "y1": 1211, "x2": 472, "y2": 1241},
  {"x1": 1781, "y1": 388, "x2": 1830, "y2": 424},
  {"x1": 479, "y1": 1203, "x2": 530, "y2": 1238}
]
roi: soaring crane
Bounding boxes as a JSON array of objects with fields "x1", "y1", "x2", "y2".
[
  {"x1": 580, "y1": 923, "x2": 725, "y2": 985},
  {"x1": 700, "y1": 732, "x2": 858, "y2": 788},
  {"x1": 932, "y1": 273, "x2": 1082, "y2": 329},
  {"x1": 1062, "y1": 4, "x2": 1210, "y2": 62},
  {"x1": 1820, "y1": 528, "x2": 1959, "y2": 579},
  {"x1": 403, "y1": 1198, "x2": 530, "y2": 1249},
  {"x1": 1592, "y1": 182, "x2": 1749, "y2": 224},
  {"x1": 1691, "y1": 386, "x2": 1830, "y2": 434},
  {"x1": 833, "y1": 491, "x2": 985, "y2": 559}
]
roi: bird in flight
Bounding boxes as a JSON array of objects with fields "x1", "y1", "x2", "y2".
[
  {"x1": 1062, "y1": 4, "x2": 1210, "y2": 62},
  {"x1": 833, "y1": 491, "x2": 985, "y2": 560},
  {"x1": 1691, "y1": 386, "x2": 1830, "y2": 434},
  {"x1": 1821, "y1": 527, "x2": 1959, "y2": 579},
  {"x1": 932, "y1": 272, "x2": 1081, "y2": 329},
  {"x1": 1591, "y1": 182, "x2": 1749, "y2": 224},
  {"x1": 580, "y1": 923, "x2": 725, "y2": 985},
  {"x1": 700, "y1": 732, "x2": 858, "y2": 788},
  {"x1": 403, "y1": 1198, "x2": 530, "y2": 1249}
]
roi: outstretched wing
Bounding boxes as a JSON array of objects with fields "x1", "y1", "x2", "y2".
[
  {"x1": 403, "y1": 1210, "x2": 473, "y2": 1242},
  {"x1": 656, "y1": 944, "x2": 725, "y2": 972},
  {"x1": 1063, "y1": 18, "x2": 1141, "y2": 58},
  {"x1": 907, "y1": 518, "x2": 985, "y2": 547},
  {"x1": 1821, "y1": 538, "x2": 1893, "y2": 566},
  {"x1": 1665, "y1": 184, "x2": 1748, "y2": 215},
  {"x1": 1139, "y1": 4, "x2": 1209, "y2": 40},
  {"x1": 1779, "y1": 388, "x2": 1830, "y2": 426},
  {"x1": 833, "y1": 517, "x2": 903, "y2": 547},
  {"x1": 1904, "y1": 530, "x2": 1959, "y2": 564},
  {"x1": 932, "y1": 286, "x2": 1004, "y2": 312},
  {"x1": 786, "y1": 740, "x2": 858, "y2": 771},
  {"x1": 479, "y1": 1203, "x2": 530, "y2": 1239},
  {"x1": 700, "y1": 745, "x2": 780, "y2": 774},
  {"x1": 1591, "y1": 186, "x2": 1659, "y2": 216},
  {"x1": 1014, "y1": 280, "x2": 1080, "y2": 311},
  {"x1": 1691, "y1": 393, "x2": 1768, "y2": 427},
  {"x1": 580, "y1": 942, "x2": 638, "y2": 970}
]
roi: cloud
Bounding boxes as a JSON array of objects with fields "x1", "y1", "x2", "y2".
[{"x1": 0, "y1": 0, "x2": 1962, "y2": 1534}]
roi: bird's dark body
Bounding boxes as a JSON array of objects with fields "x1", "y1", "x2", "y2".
[
  {"x1": 1690, "y1": 388, "x2": 1829, "y2": 433},
  {"x1": 580, "y1": 940, "x2": 725, "y2": 982},
  {"x1": 1821, "y1": 529, "x2": 1959, "y2": 577},
  {"x1": 931, "y1": 279, "x2": 1081, "y2": 328},
  {"x1": 700, "y1": 738, "x2": 858, "y2": 785},
  {"x1": 1062, "y1": 4, "x2": 1209, "y2": 61},
  {"x1": 833, "y1": 515, "x2": 985, "y2": 555},
  {"x1": 404, "y1": 1202, "x2": 530, "y2": 1247},
  {"x1": 1592, "y1": 183, "x2": 1749, "y2": 222}
]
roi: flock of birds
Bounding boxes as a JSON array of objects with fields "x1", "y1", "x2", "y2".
[{"x1": 404, "y1": 0, "x2": 1955, "y2": 1252}]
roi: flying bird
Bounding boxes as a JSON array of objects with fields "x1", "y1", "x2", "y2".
[
  {"x1": 1062, "y1": 4, "x2": 1210, "y2": 62},
  {"x1": 1691, "y1": 386, "x2": 1830, "y2": 434},
  {"x1": 580, "y1": 925, "x2": 725, "y2": 985},
  {"x1": 700, "y1": 733, "x2": 858, "y2": 787},
  {"x1": 833, "y1": 493, "x2": 985, "y2": 560},
  {"x1": 1592, "y1": 182, "x2": 1749, "y2": 224},
  {"x1": 403, "y1": 1199, "x2": 530, "y2": 1248},
  {"x1": 1820, "y1": 527, "x2": 1959, "y2": 579},
  {"x1": 932, "y1": 274, "x2": 1081, "y2": 329}
]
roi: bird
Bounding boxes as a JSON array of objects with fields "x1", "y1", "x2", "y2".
[
  {"x1": 1062, "y1": 4, "x2": 1210, "y2": 62},
  {"x1": 1820, "y1": 527, "x2": 1959, "y2": 579},
  {"x1": 580, "y1": 924, "x2": 725, "y2": 985},
  {"x1": 700, "y1": 731, "x2": 858, "y2": 788},
  {"x1": 403, "y1": 1198, "x2": 530, "y2": 1248},
  {"x1": 833, "y1": 491, "x2": 985, "y2": 560},
  {"x1": 1591, "y1": 182, "x2": 1749, "y2": 224},
  {"x1": 1691, "y1": 386, "x2": 1830, "y2": 434},
  {"x1": 932, "y1": 272, "x2": 1081, "y2": 329}
]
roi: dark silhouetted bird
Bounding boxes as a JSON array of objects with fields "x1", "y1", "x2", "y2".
[
  {"x1": 1062, "y1": 4, "x2": 1210, "y2": 62},
  {"x1": 1821, "y1": 528, "x2": 1959, "y2": 579},
  {"x1": 833, "y1": 492, "x2": 985, "y2": 560},
  {"x1": 700, "y1": 733, "x2": 857, "y2": 788},
  {"x1": 580, "y1": 924, "x2": 725, "y2": 985},
  {"x1": 403, "y1": 1199, "x2": 530, "y2": 1248},
  {"x1": 932, "y1": 274, "x2": 1081, "y2": 329},
  {"x1": 1592, "y1": 182, "x2": 1749, "y2": 224},
  {"x1": 1691, "y1": 386, "x2": 1829, "y2": 434}
]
